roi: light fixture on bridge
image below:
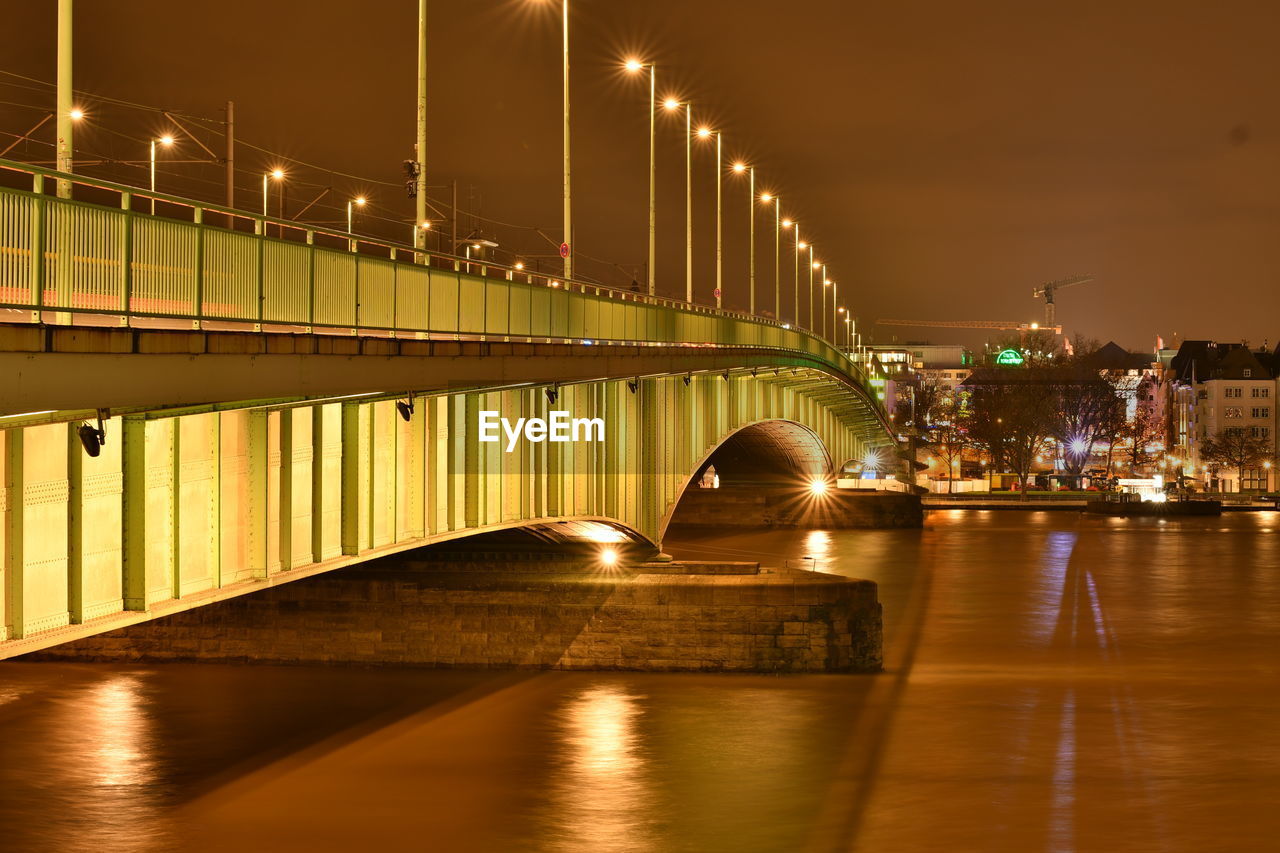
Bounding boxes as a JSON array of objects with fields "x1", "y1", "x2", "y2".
[
  {"x1": 600, "y1": 547, "x2": 619, "y2": 568},
  {"x1": 77, "y1": 411, "x2": 107, "y2": 458},
  {"x1": 396, "y1": 397, "x2": 415, "y2": 422},
  {"x1": 809, "y1": 479, "x2": 830, "y2": 497},
  {"x1": 545, "y1": 386, "x2": 559, "y2": 405},
  {"x1": 69, "y1": 107, "x2": 85, "y2": 121}
]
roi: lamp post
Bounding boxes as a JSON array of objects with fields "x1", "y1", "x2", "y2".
[
  {"x1": 794, "y1": 231, "x2": 804, "y2": 328},
  {"x1": 347, "y1": 196, "x2": 366, "y2": 251},
  {"x1": 625, "y1": 60, "x2": 656, "y2": 296},
  {"x1": 56, "y1": 0, "x2": 74, "y2": 199},
  {"x1": 809, "y1": 251, "x2": 818, "y2": 332},
  {"x1": 150, "y1": 135, "x2": 174, "y2": 214},
  {"x1": 262, "y1": 169, "x2": 284, "y2": 217},
  {"x1": 663, "y1": 99, "x2": 692, "y2": 303},
  {"x1": 820, "y1": 265, "x2": 829, "y2": 341},
  {"x1": 734, "y1": 163, "x2": 755, "y2": 315},
  {"x1": 560, "y1": 0, "x2": 572, "y2": 281},
  {"x1": 696, "y1": 127, "x2": 722, "y2": 309},
  {"x1": 414, "y1": 0, "x2": 427, "y2": 255}
]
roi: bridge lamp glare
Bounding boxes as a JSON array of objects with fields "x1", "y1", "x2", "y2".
[
  {"x1": 354, "y1": 196, "x2": 366, "y2": 206},
  {"x1": 159, "y1": 135, "x2": 175, "y2": 146},
  {"x1": 420, "y1": 221, "x2": 431, "y2": 229},
  {"x1": 696, "y1": 127, "x2": 712, "y2": 138},
  {"x1": 663, "y1": 98, "x2": 681, "y2": 111},
  {"x1": 624, "y1": 59, "x2": 644, "y2": 72},
  {"x1": 760, "y1": 193, "x2": 773, "y2": 202},
  {"x1": 782, "y1": 219, "x2": 793, "y2": 228},
  {"x1": 515, "y1": 261, "x2": 525, "y2": 270},
  {"x1": 812, "y1": 261, "x2": 821, "y2": 269},
  {"x1": 600, "y1": 548, "x2": 619, "y2": 567},
  {"x1": 797, "y1": 241, "x2": 807, "y2": 249},
  {"x1": 732, "y1": 162, "x2": 746, "y2": 173},
  {"x1": 809, "y1": 479, "x2": 829, "y2": 497},
  {"x1": 270, "y1": 169, "x2": 284, "y2": 180},
  {"x1": 69, "y1": 108, "x2": 84, "y2": 120}
]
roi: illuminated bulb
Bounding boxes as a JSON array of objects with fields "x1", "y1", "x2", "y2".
[
  {"x1": 69, "y1": 108, "x2": 84, "y2": 120},
  {"x1": 601, "y1": 547, "x2": 619, "y2": 567},
  {"x1": 1030, "y1": 322, "x2": 1040, "y2": 330},
  {"x1": 624, "y1": 59, "x2": 644, "y2": 72},
  {"x1": 515, "y1": 261, "x2": 525, "y2": 270},
  {"x1": 812, "y1": 261, "x2": 821, "y2": 269},
  {"x1": 809, "y1": 479, "x2": 829, "y2": 496},
  {"x1": 838, "y1": 307, "x2": 845, "y2": 313},
  {"x1": 159, "y1": 135, "x2": 175, "y2": 146},
  {"x1": 732, "y1": 162, "x2": 746, "y2": 173},
  {"x1": 271, "y1": 169, "x2": 284, "y2": 180},
  {"x1": 472, "y1": 243, "x2": 482, "y2": 250},
  {"x1": 354, "y1": 196, "x2": 366, "y2": 206},
  {"x1": 697, "y1": 127, "x2": 712, "y2": 138},
  {"x1": 663, "y1": 98, "x2": 681, "y2": 110},
  {"x1": 782, "y1": 219, "x2": 793, "y2": 228},
  {"x1": 824, "y1": 279, "x2": 832, "y2": 286}
]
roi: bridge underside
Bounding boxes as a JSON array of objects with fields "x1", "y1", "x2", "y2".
[{"x1": 1, "y1": 363, "x2": 896, "y2": 659}]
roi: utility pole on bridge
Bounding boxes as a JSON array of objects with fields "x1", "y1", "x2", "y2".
[{"x1": 415, "y1": 0, "x2": 428, "y2": 254}]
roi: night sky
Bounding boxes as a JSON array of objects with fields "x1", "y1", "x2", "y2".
[{"x1": 4, "y1": 0, "x2": 1279, "y2": 350}]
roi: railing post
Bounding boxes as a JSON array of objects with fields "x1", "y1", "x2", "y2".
[
  {"x1": 306, "y1": 229, "x2": 315, "y2": 332},
  {"x1": 254, "y1": 215, "x2": 264, "y2": 330},
  {"x1": 30, "y1": 175, "x2": 45, "y2": 320},
  {"x1": 192, "y1": 207, "x2": 203, "y2": 328},
  {"x1": 119, "y1": 192, "x2": 132, "y2": 319}
]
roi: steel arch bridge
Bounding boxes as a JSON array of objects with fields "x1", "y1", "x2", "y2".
[{"x1": 0, "y1": 160, "x2": 899, "y2": 657}]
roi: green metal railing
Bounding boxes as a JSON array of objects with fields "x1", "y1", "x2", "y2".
[{"x1": 0, "y1": 158, "x2": 874, "y2": 389}]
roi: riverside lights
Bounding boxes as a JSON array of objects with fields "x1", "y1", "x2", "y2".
[{"x1": 809, "y1": 479, "x2": 829, "y2": 496}]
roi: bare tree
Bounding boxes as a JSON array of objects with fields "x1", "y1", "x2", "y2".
[
  {"x1": 1119, "y1": 405, "x2": 1161, "y2": 474},
  {"x1": 1200, "y1": 430, "x2": 1273, "y2": 493},
  {"x1": 968, "y1": 368, "x2": 1058, "y2": 501},
  {"x1": 922, "y1": 391, "x2": 970, "y2": 493}
]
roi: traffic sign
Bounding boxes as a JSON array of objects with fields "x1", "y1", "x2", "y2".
[
  {"x1": 713, "y1": 288, "x2": 722, "y2": 298},
  {"x1": 559, "y1": 242, "x2": 569, "y2": 259}
]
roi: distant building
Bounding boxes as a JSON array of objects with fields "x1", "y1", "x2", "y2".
[{"x1": 1167, "y1": 341, "x2": 1278, "y2": 491}]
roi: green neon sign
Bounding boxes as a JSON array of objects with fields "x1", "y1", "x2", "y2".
[{"x1": 995, "y1": 348, "x2": 1025, "y2": 366}]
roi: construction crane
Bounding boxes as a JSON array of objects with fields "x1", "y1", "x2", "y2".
[{"x1": 1032, "y1": 275, "x2": 1093, "y2": 328}]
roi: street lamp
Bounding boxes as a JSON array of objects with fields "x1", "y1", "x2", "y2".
[
  {"x1": 624, "y1": 59, "x2": 656, "y2": 296},
  {"x1": 820, "y1": 266, "x2": 830, "y2": 341},
  {"x1": 555, "y1": 0, "x2": 572, "y2": 280},
  {"x1": 809, "y1": 253, "x2": 819, "y2": 332},
  {"x1": 696, "y1": 126, "x2": 722, "y2": 309},
  {"x1": 734, "y1": 163, "x2": 755, "y2": 315},
  {"x1": 262, "y1": 169, "x2": 284, "y2": 217},
  {"x1": 150, "y1": 134, "x2": 175, "y2": 214},
  {"x1": 347, "y1": 195, "x2": 366, "y2": 251},
  {"x1": 663, "y1": 98, "x2": 692, "y2": 303}
]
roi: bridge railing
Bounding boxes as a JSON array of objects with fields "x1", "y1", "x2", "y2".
[{"x1": 0, "y1": 158, "x2": 877, "y2": 391}]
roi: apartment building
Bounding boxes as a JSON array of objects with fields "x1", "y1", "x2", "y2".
[{"x1": 1168, "y1": 341, "x2": 1277, "y2": 492}]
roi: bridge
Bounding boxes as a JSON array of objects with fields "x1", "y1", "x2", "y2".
[{"x1": 0, "y1": 158, "x2": 900, "y2": 658}]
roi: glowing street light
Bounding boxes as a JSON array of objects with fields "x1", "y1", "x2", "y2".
[
  {"x1": 762, "y1": 194, "x2": 782, "y2": 321},
  {"x1": 149, "y1": 134, "x2": 175, "y2": 214},
  {"x1": 624, "y1": 59, "x2": 656, "y2": 295},
  {"x1": 347, "y1": 195, "x2": 366, "y2": 250},
  {"x1": 258, "y1": 167, "x2": 284, "y2": 227},
  {"x1": 809, "y1": 478, "x2": 829, "y2": 496},
  {"x1": 663, "y1": 98, "x2": 693, "y2": 303},
  {"x1": 733, "y1": 162, "x2": 757, "y2": 315},
  {"x1": 696, "y1": 127, "x2": 723, "y2": 309}
]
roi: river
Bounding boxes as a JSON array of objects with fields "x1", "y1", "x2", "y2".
[{"x1": 1, "y1": 510, "x2": 1277, "y2": 851}]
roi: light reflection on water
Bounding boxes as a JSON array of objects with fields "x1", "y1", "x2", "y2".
[{"x1": 548, "y1": 684, "x2": 653, "y2": 852}]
